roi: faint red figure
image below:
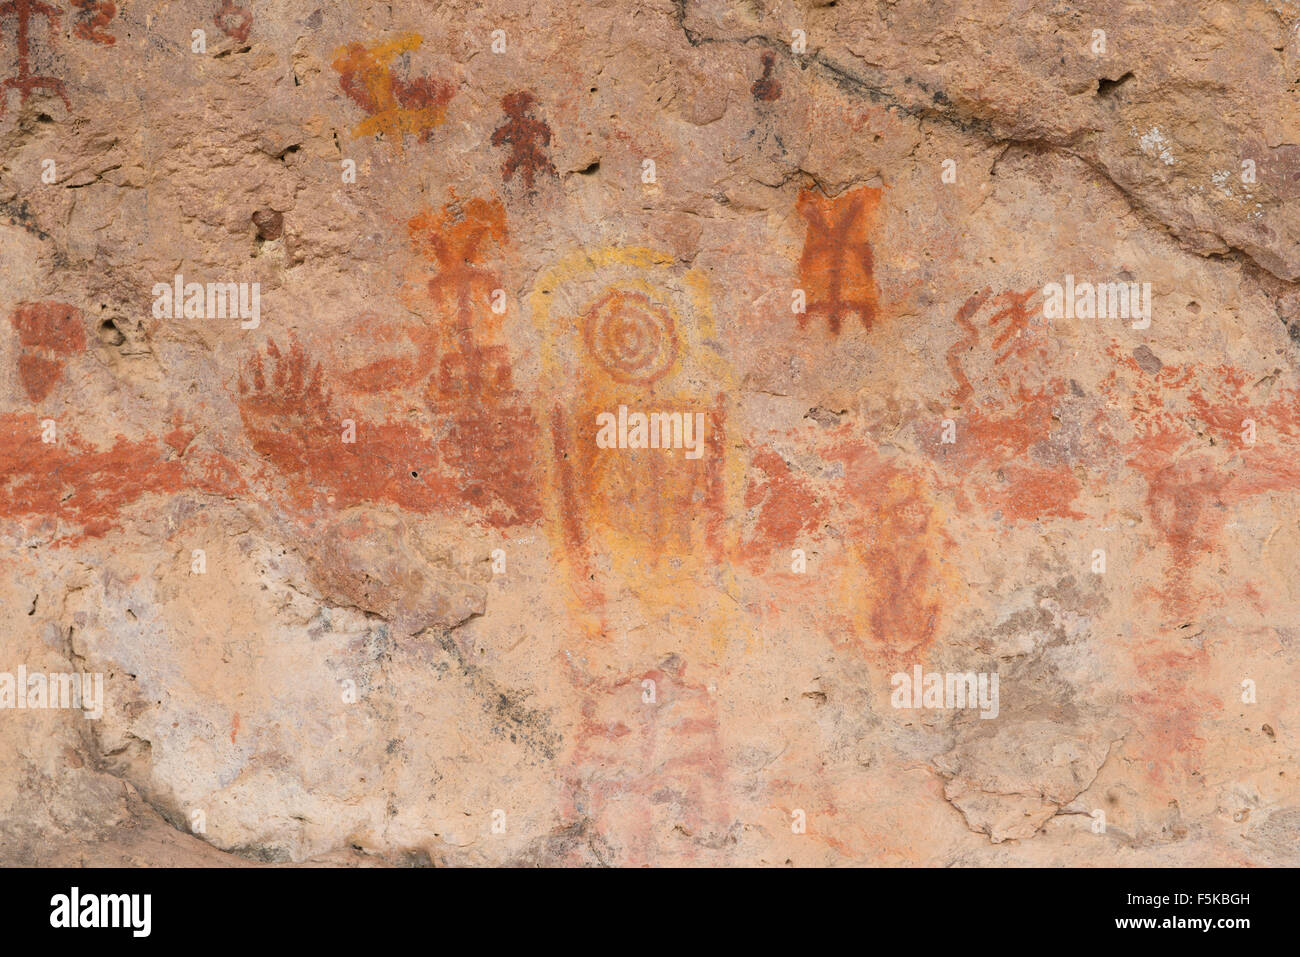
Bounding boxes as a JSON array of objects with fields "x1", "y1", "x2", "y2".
[
  {"x1": 561, "y1": 655, "x2": 733, "y2": 865},
  {"x1": 0, "y1": 0, "x2": 69, "y2": 114}
]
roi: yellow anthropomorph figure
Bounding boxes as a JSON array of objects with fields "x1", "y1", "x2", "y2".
[
  {"x1": 533, "y1": 250, "x2": 743, "y2": 863},
  {"x1": 530, "y1": 249, "x2": 743, "y2": 651}
]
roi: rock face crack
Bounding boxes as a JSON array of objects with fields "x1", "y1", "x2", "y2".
[{"x1": 673, "y1": 0, "x2": 1300, "y2": 287}]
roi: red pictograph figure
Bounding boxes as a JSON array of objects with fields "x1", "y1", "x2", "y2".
[
  {"x1": 561, "y1": 655, "x2": 733, "y2": 865},
  {"x1": 70, "y1": 0, "x2": 115, "y2": 45},
  {"x1": 491, "y1": 91, "x2": 556, "y2": 190},
  {"x1": 410, "y1": 198, "x2": 508, "y2": 400},
  {"x1": 751, "y1": 51, "x2": 781, "y2": 102},
  {"x1": 0, "y1": 0, "x2": 69, "y2": 114},
  {"x1": 409, "y1": 197, "x2": 542, "y2": 525},
  {"x1": 937, "y1": 287, "x2": 1087, "y2": 524}
]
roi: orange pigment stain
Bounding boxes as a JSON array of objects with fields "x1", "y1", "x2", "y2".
[{"x1": 762, "y1": 779, "x2": 912, "y2": 863}]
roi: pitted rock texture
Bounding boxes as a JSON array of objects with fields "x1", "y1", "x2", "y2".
[{"x1": 1, "y1": 0, "x2": 1298, "y2": 866}]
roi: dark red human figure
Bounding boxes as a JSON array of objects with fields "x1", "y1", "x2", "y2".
[
  {"x1": 491, "y1": 91, "x2": 556, "y2": 189},
  {"x1": 0, "y1": 0, "x2": 69, "y2": 114}
]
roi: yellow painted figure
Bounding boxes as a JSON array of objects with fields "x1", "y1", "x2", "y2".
[{"x1": 530, "y1": 248, "x2": 743, "y2": 652}]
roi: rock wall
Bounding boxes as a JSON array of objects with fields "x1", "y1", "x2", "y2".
[{"x1": 1, "y1": 0, "x2": 1298, "y2": 866}]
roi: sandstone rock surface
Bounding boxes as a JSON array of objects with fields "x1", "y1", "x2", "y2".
[{"x1": 1, "y1": 0, "x2": 1298, "y2": 866}]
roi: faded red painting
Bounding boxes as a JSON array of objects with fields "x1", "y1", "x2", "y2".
[
  {"x1": 560, "y1": 655, "x2": 732, "y2": 865},
  {"x1": 1102, "y1": 348, "x2": 1300, "y2": 619},
  {"x1": 10, "y1": 301, "x2": 86, "y2": 400}
]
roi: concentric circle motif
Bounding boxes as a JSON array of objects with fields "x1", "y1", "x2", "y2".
[{"x1": 579, "y1": 289, "x2": 679, "y2": 384}]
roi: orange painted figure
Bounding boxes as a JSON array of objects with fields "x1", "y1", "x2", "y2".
[
  {"x1": 333, "y1": 34, "x2": 454, "y2": 145},
  {"x1": 816, "y1": 433, "x2": 955, "y2": 665},
  {"x1": 795, "y1": 185, "x2": 881, "y2": 333},
  {"x1": 410, "y1": 197, "x2": 540, "y2": 525}
]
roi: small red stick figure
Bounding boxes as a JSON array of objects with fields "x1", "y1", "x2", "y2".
[
  {"x1": 491, "y1": 91, "x2": 556, "y2": 189},
  {"x1": 0, "y1": 0, "x2": 69, "y2": 114}
]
